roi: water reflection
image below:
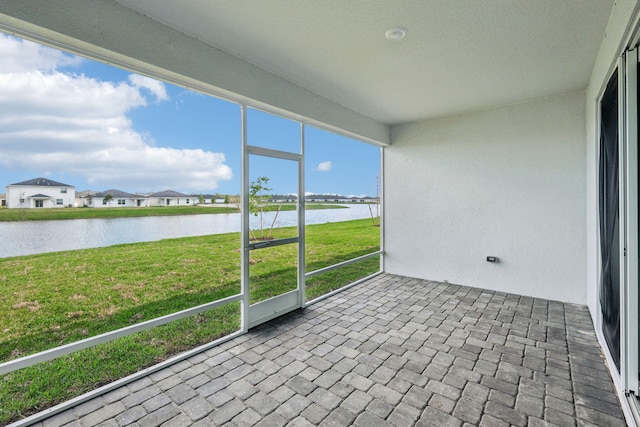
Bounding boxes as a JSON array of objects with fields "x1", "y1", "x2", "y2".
[{"x1": 0, "y1": 205, "x2": 375, "y2": 258}]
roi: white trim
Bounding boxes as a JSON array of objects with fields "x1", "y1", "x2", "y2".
[
  {"x1": 596, "y1": 326, "x2": 637, "y2": 426},
  {"x1": 624, "y1": 46, "x2": 639, "y2": 394},
  {"x1": 629, "y1": 395, "x2": 640, "y2": 427},
  {"x1": 594, "y1": 3, "x2": 640, "y2": 105},
  {"x1": 626, "y1": 5, "x2": 640, "y2": 55},
  {"x1": 241, "y1": 104, "x2": 250, "y2": 333},
  {"x1": 298, "y1": 123, "x2": 306, "y2": 308},
  {"x1": 618, "y1": 58, "x2": 627, "y2": 389},
  {"x1": 380, "y1": 146, "x2": 385, "y2": 272},
  {"x1": 246, "y1": 145, "x2": 302, "y2": 161},
  {"x1": 247, "y1": 290, "x2": 300, "y2": 328},
  {"x1": 305, "y1": 251, "x2": 383, "y2": 278},
  {"x1": 248, "y1": 237, "x2": 299, "y2": 250},
  {"x1": 305, "y1": 271, "x2": 383, "y2": 307}
]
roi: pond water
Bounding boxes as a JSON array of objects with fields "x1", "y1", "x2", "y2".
[{"x1": 0, "y1": 204, "x2": 377, "y2": 258}]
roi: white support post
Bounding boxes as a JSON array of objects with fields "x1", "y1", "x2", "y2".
[
  {"x1": 299, "y1": 123, "x2": 306, "y2": 307},
  {"x1": 624, "y1": 47, "x2": 639, "y2": 394},
  {"x1": 240, "y1": 104, "x2": 250, "y2": 333},
  {"x1": 618, "y1": 57, "x2": 629, "y2": 392},
  {"x1": 379, "y1": 146, "x2": 385, "y2": 272}
]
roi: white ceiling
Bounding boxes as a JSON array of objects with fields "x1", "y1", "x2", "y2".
[{"x1": 116, "y1": 0, "x2": 613, "y2": 126}]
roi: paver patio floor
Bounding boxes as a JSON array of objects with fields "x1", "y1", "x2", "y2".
[{"x1": 33, "y1": 274, "x2": 626, "y2": 426}]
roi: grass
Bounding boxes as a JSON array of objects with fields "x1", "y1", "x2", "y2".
[
  {"x1": 0, "y1": 218, "x2": 380, "y2": 424},
  {"x1": 306, "y1": 256, "x2": 380, "y2": 301},
  {"x1": 0, "y1": 304, "x2": 240, "y2": 425},
  {"x1": 0, "y1": 203, "x2": 347, "y2": 222}
]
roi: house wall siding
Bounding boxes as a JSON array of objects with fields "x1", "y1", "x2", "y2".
[
  {"x1": 386, "y1": 91, "x2": 586, "y2": 304},
  {"x1": 100, "y1": 198, "x2": 135, "y2": 208},
  {"x1": 6, "y1": 185, "x2": 75, "y2": 208},
  {"x1": 148, "y1": 197, "x2": 191, "y2": 207}
]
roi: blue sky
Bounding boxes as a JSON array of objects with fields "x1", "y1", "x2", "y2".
[{"x1": 0, "y1": 34, "x2": 380, "y2": 197}]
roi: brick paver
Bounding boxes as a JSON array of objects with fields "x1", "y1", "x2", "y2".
[{"x1": 27, "y1": 274, "x2": 625, "y2": 426}]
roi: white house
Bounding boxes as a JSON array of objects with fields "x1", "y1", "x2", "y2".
[
  {"x1": 148, "y1": 190, "x2": 193, "y2": 206},
  {"x1": 352, "y1": 196, "x2": 377, "y2": 203},
  {"x1": 268, "y1": 195, "x2": 297, "y2": 203},
  {"x1": 74, "y1": 190, "x2": 95, "y2": 207},
  {"x1": 305, "y1": 194, "x2": 348, "y2": 203},
  {"x1": 188, "y1": 194, "x2": 224, "y2": 204},
  {"x1": 87, "y1": 189, "x2": 149, "y2": 208},
  {"x1": 5, "y1": 177, "x2": 75, "y2": 209}
]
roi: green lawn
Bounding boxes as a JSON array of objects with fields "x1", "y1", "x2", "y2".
[
  {"x1": 0, "y1": 203, "x2": 347, "y2": 221},
  {"x1": 0, "y1": 218, "x2": 380, "y2": 424}
]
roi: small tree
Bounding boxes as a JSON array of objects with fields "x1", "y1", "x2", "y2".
[
  {"x1": 249, "y1": 176, "x2": 281, "y2": 240},
  {"x1": 104, "y1": 193, "x2": 113, "y2": 207},
  {"x1": 199, "y1": 194, "x2": 204, "y2": 204}
]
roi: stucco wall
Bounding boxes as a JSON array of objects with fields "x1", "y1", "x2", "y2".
[
  {"x1": 6, "y1": 185, "x2": 75, "y2": 208},
  {"x1": 385, "y1": 91, "x2": 586, "y2": 303}
]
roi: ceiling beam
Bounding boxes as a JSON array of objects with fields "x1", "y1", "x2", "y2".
[{"x1": 0, "y1": 0, "x2": 389, "y2": 145}]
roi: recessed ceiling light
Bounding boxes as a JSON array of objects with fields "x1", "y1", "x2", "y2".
[{"x1": 385, "y1": 26, "x2": 407, "y2": 41}]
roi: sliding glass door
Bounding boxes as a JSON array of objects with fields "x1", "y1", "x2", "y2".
[
  {"x1": 599, "y1": 69, "x2": 621, "y2": 371},
  {"x1": 603, "y1": 45, "x2": 640, "y2": 402}
]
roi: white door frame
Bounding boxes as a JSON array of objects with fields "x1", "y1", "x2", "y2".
[
  {"x1": 622, "y1": 46, "x2": 639, "y2": 395},
  {"x1": 240, "y1": 105, "x2": 306, "y2": 330}
]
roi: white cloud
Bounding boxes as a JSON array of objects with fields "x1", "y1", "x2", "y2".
[
  {"x1": 69, "y1": 146, "x2": 232, "y2": 191},
  {"x1": 316, "y1": 161, "x2": 332, "y2": 172},
  {"x1": 0, "y1": 35, "x2": 82, "y2": 73},
  {"x1": 128, "y1": 74, "x2": 169, "y2": 102},
  {"x1": 0, "y1": 34, "x2": 232, "y2": 192}
]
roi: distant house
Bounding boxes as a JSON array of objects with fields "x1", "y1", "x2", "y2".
[
  {"x1": 351, "y1": 196, "x2": 378, "y2": 203},
  {"x1": 189, "y1": 194, "x2": 209, "y2": 204},
  {"x1": 6, "y1": 177, "x2": 76, "y2": 208},
  {"x1": 188, "y1": 194, "x2": 222, "y2": 204},
  {"x1": 267, "y1": 194, "x2": 377, "y2": 203},
  {"x1": 86, "y1": 189, "x2": 149, "y2": 208},
  {"x1": 75, "y1": 190, "x2": 95, "y2": 207},
  {"x1": 0, "y1": 193, "x2": 5, "y2": 207},
  {"x1": 269, "y1": 195, "x2": 297, "y2": 203},
  {"x1": 148, "y1": 190, "x2": 192, "y2": 206},
  {"x1": 305, "y1": 194, "x2": 348, "y2": 203}
]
